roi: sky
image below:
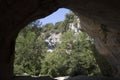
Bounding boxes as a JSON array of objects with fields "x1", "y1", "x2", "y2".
[{"x1": 40, "y1": 8, "x2": 70, "y2": 25}]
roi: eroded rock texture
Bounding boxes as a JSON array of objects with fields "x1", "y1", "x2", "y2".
[
  {"x1": 0, "y1": 0, "x2": 120, "y2": 80},
  {"x1": 0, "y1": 0, "x2": 60, "y2": 79},
  {"x1": 63, "y1": 0, "x2": 120, "y2": 77}
]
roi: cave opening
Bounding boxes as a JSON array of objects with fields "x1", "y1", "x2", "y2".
[
  {"x1": 0, "y1": 1, "x2": 120, "y2": 80},
  {"x1": 14, "y1": 8, "x2": 101, "y2": 78}
]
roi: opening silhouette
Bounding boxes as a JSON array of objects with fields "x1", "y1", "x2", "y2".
[{"x1": 14, "y1": 8, "x2": 101, "y2": 79}]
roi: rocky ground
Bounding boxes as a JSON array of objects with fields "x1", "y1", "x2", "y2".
[{"x1": 13, "y1": 76, "x2": 120, "y2": 80}]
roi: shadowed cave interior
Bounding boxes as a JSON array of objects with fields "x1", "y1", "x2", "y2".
[{"x1": 0, "y1": 0, "x2": 120, "y2": 80}]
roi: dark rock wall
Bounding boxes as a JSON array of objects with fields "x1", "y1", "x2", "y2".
[
  {"x1": 0, "y1": 0, "x2": 60, "y2": 79},
  {"x1": 59, "y1": 0, "x2": 120, "y2": 77},
  {"x1": 0, "y1": 0, "x2": 120, "y2": 79}
]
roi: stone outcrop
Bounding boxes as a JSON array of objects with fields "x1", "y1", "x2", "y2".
[
  {"x1": 45, "y1": 18, "x2": 80, "y2": 52},
  {"x1": 0, "y1": 0, "x2": 120, "y2": 80},
  {"x1": 45, "y1": 33, "x2": 61, "y2": 52}
]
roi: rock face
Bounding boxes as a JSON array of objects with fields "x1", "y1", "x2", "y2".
[
  {"x1": 45, "y1": 17, "x2": 80, "y2": 52},
  {"x1": 0, "y1": 0, "x2": 120, "y2": 80},
  {"x1": 45, "y1": 33, "x2": 61, "y2": 52}
]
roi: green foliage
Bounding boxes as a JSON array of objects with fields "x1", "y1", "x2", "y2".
[
  {"x1": 14, "y1": 12, "x2": 101, "y2": 77},
  {"x1": 14, "y1": 24, "x2": 47, "y2": 76},
  {"x1": 63, "y1": 12, "x2": 76, "y2": 32},
  {"x1": 40, "y1": 31, "x2": 100, "y2": 77}
]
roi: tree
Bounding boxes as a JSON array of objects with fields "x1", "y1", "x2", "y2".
[
  {"x1": 40, "y1": 30, "x2": 100, "y2": 77},
  {"x1": 14, "y1": 12, "x2": 101, "y2": 77},
  {"x1": 14, "y1": 23, "x2": 47, "y2": 76},
  {"x1": 63, "y1": 12, "x2": 75, "y2": 32}
]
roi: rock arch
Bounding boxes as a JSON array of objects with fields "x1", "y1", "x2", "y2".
[{"x1": 0, "y1": 0, "x2": 120, "y2": 80}]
